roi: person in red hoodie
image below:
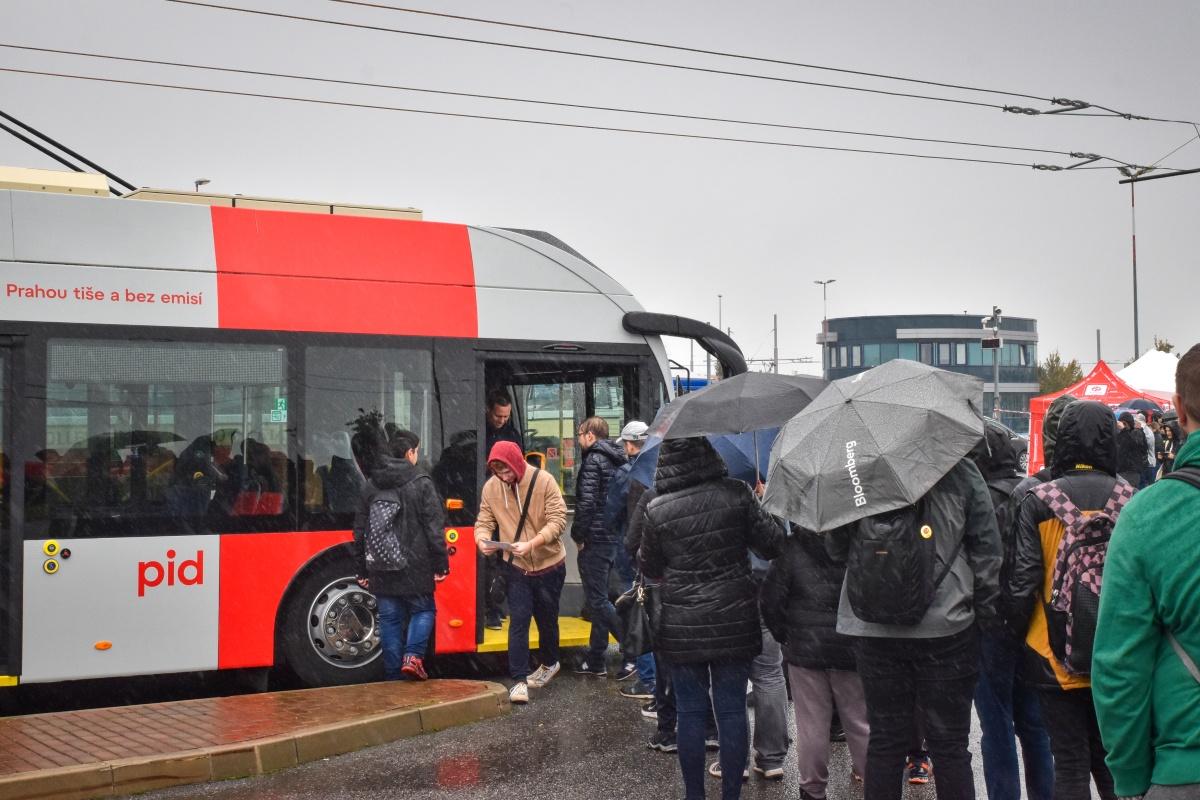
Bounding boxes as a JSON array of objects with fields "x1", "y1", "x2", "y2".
[{"x1": 474, "y1": 441, "x2": 568, "y2": 705}]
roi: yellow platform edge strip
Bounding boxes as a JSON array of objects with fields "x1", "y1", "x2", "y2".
[{"x1": 477, "y1": 616, "x2": 615, "y2": 654}]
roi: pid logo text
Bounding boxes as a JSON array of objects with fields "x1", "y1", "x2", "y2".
[{"x1": 138, "y1": 549, "x2": 204, "y2": 597}]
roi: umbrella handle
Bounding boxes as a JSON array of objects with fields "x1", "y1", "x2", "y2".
[{"x1": 754, "y1": 430, "x2": 763, "y2": 496}]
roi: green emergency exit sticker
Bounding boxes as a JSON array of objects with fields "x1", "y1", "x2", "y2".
[{"x1": 275, "y1": 398, "x2": 288, "y2": 412}]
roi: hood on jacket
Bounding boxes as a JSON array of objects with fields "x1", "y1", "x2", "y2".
[
  {"x1": 1052, "y1": 401, "x2": 1118, "y2": 477},
  {"x1": 487, "y1": 440, "x2": 527, "y2": 482},
  {"x1": 1043, "y1": 394, "x2": 1077, "y2": 466},
  {"x1": 587, "y1": 438, "x2": 628, "y2": 467},
  {"x1": 370, "y1": 456, "x2": 421, "y2": 490},
  {"x1": 654, "y1": 436, "x2": 727, "y2": 494},
  {"x1": 970, "y1": 423, "x2": 1019, "y2": 481}
]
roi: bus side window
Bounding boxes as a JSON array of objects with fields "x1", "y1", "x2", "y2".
[
  {"x1": 31, "y1": 339, "x2": 291, "y2": 537},
  {"x1": 301, "y1": 345, "x2": 437, "y2": 531}
]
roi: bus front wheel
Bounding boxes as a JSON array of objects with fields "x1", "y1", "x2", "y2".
[{"x1": 277, "y1": 556, "x2": 384, "y2": 687}]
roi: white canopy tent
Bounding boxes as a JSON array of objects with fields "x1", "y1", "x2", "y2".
[{"x1": 1117, "y1": 349, "x2": 1180, "y2": 396}]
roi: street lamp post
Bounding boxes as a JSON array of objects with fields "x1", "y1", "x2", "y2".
[
  {"x1": 814, "y1": 279, "x2": 836, "y2": 374},
  {"x1": 813, "y1": 279, "x2": 836, "y2": 330},
  {"x1": 193, "y1": 178, "x2": 210, "y2": 193},
  {"x1": 1118, "y1": 166, "x2": 1151, "y2": 360}
]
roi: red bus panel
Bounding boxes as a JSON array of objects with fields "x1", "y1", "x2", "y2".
[
  {"x1": 218, "y1": 531, "x2": 352, "y2": 670},
  {"x1": 210, "y1": 206, "x2": 479, "y2": 337},
  {"x1": 433, "y1": 526, "x2": 477, "y2": 653}
]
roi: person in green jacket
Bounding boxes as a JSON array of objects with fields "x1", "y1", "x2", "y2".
[{"x1": 1094, "y1": 343, "x2": 1200, "y2": 800}]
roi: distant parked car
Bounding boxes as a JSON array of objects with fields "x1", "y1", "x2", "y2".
[{"x1": 987, "y1": 419, "x2": 1030, "y2": 474}]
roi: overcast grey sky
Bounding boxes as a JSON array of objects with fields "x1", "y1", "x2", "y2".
[{"x1": 2, "y1": 0, "x2": 1197, "y2": 375}]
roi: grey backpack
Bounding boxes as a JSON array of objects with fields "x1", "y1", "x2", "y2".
[{"x1": 364, "y1": 489, "x2": 411, "y2": 572}]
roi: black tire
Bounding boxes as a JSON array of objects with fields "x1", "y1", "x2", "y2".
[{"x1": 276, "y1": 553, "x2": 384, "y2": 687}]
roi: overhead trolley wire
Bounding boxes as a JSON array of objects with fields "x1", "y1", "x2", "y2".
[
  {"x1": 327, "y1": 0, "x2": 1053, "y2": 104},
  {"x1": 166, "y1": 0, "x2": 1197, "y2": 126},
  {"x1": 0, "y1": 66, "x2": 1062, "y2": 170},
  {"x1": 162, "y1": 0, "x2": 1008, "y2": 112},
  {"x1": 0, "y1": 43, "x2": 1130, "y2": 164}
]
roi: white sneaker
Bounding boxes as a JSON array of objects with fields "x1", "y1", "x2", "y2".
[
  {"x1": 508, "y1": 682, "x2": 529, "y2": 704},
  {"x1": 753, "y1": 764, "x2": 784, "y2": 781},
  {"x1": 527, "y1": 662, "x2": 560, "y2": 688},
  {"x1": 708, "y1": 761, "x2": 749, "y2": 780}
]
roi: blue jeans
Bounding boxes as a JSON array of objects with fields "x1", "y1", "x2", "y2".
[
  {"x1": 506, "y1": 561, "x2": 565, "y2": 681},
  {"x1": 614, "y1": 542, "x2": 636, "y2": 585},
  {"x1": 974, "y1": 632, "x2": 1054, "y2": 800},
  {"x1": 578, "y1": 541, "x2": 623, "y2": 663},
  {"x1": 1141, "y1": 465, "x2": 1158, "y2": 489},
  {"x1": 674, "y1": 660, "x2": 752, "y2": 800},
  {"x1": 377, "y1": 594, "x2": 436, "y2": 680}
]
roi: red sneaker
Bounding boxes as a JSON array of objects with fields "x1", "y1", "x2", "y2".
[{"x1": 401, "y1": 655, "x2": 428, "y2": 680}]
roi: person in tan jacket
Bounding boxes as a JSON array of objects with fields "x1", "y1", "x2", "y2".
[{"x1": 474, "y1": 440, "x2": 567, "y2": 704}]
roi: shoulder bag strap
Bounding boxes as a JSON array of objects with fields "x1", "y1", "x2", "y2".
[
  {"x1": 1167, "y1": 630, "x2": 1200, "y2": 685},
  {"x1": 1033, "y1": 482, "x2": 1086, "y2": 532},
  {"x1": 505, "y1": 467, "x2": 540, "y2": 565},
  {"x1": 1104, "y1": 477, "x2": 1136, "y2": 516},
  {"x1": 1164, "y1": 466, "x2": 1200, "y2": 491},
  {"x1": 931, "y1": 533, "x2": 968, "y2": 595}
]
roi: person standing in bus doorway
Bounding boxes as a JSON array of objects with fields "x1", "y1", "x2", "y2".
[
  {"x1": 475, "y1": 441, "x2": 568, "y2": 705},
  {"x1": 485, "y1": 388, "x2": 523, "y2": 454},
  {"x1": 484, "y1": 388, "x2": 523, "y2": 630},
  {"x1": 354, "y1": 430, "x2": 448, "y2": 681},
  {"x1": 572, "y1": 417, "x2": 633, "y2": 678}
]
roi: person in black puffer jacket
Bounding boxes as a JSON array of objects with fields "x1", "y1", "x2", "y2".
[
  {"x1": 353, "y1": 430, "x2": 448, "y2": 681},
  {"x1": 640, "y1": 437, "x2": 783, "y2": 800},
  {"x1": 762, "y1": 529, "x2": 868, "y2": 800},
  {"x1": 570, "y1": 417, "x2": 630, "y2": 676}
]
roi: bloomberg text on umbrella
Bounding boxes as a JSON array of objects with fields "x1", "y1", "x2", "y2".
[{"x1": 845, "y1": 440, "x2": 867, "y2": 508}]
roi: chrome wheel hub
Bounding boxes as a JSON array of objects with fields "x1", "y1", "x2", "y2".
[{"x1": 307, "y1": 577, "x2": 381, "y2": 669}]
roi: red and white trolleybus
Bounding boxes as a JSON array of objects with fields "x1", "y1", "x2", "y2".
[{"x1": 0, "y1": 172, "x2": 744, "y2": 688}]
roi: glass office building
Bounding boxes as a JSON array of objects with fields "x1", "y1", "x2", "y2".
[{"x1": 817, "y1": 314, "x2": 1039, "y2": 433}]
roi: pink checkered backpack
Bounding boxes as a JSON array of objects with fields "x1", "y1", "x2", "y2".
[{"x1": 1032, "y1": 477, "x2": 1134, "y2": 675}]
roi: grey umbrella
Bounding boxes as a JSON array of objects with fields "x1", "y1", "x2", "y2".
[{"x1": 762, "y1": 360, "x2": 985, "y2": 532}]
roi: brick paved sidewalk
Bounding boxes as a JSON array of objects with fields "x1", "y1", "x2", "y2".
[{"x1": 0, "y1": 678, "x2": 508, "y2": 800}]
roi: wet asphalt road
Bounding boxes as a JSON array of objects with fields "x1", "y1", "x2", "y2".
[{"x1": 138, "y1": 670, "x2": 975, "y2": 800}]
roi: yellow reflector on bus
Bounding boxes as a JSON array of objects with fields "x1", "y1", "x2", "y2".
[
  {"x1": 448, "y1": 619, "x2": 464, "y2": 628},
  {"x1": 445, "y1": 498, "x2": 464, "y2": 511},
  {"x1": 94, "y1": 641, "x2": 113, "y2": 651},
  {"x1": 0, "y1": 675, "x2": 18, "y2": 687}
]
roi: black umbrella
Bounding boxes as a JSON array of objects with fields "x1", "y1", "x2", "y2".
[
  {"x1": 650, "y1": 372, "x2": 828, "y2": 439},
  {"x1": 762, "y1": 360, "x2": 984, "y2": 532},
  {"x1": 649, "y1": 372, "x2": 827, "y2": 482}
]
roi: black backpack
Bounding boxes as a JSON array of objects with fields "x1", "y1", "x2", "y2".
[
  {"x1": 364, "y1": 488, "x2": 411, "y2": 572},
  {"x1": 846, "y1": 497, "x2": 964, "y2": 625}
]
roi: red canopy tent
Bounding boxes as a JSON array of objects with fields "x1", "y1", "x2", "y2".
[{"x1": 1027, "y1": 360, "x2": 1174, "y2": 474}]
